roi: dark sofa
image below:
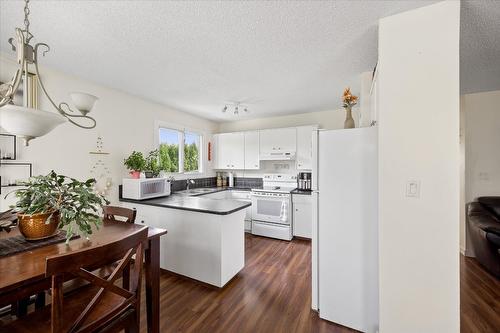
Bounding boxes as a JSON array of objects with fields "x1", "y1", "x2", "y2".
[{"x1": 467, "y1": 197, "x2": 500, "y2": 278}]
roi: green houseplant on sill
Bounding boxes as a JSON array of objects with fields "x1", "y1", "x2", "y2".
[
  {"x1": 124, "y1": 151, "x2": 146, "y2": 179},
  {"x1": 5, "y1": 171, "x2": 109, "y2": 242},
  {"x1": 144, "y1": 149, "x2": 161, "y2": 178}
]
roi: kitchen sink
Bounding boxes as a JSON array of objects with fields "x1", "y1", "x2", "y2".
[{"x1": 175, "y1": 188, "x2": 218, "y2": 196}]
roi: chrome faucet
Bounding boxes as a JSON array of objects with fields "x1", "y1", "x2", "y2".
[{"x1": 186, "y1": 179, "x2": 195, "y2": 190}]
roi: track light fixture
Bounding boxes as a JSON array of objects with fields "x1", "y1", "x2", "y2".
[{"x1": 221, "y1": 102, "x2": 249, "y2": 116}]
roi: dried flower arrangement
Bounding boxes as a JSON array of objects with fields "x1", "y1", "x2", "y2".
[{"x1": 342, "y1": 87, "x2": 358, "y2": 108}]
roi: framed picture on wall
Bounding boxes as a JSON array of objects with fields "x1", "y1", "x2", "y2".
[
  {"x1": 0, "y1": 134, "x2": 16, "y2": 160},
  {"x1": 0, "y1": 162, "x2": 33, "y2": 193}
]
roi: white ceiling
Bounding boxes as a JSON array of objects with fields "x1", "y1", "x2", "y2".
[
  {"x1": 1, "y1": 1, "x2": 498, "y2": 122},
  {"x1": 460, "y1": 1, "x2": 500, "y2": 95}
]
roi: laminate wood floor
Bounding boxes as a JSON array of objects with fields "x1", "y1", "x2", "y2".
[
  {"x1": 139, "y1": 234, "x2": 355, "y2": 333},
  {"x1": 2, "y1": 236, "x2": 497, "y2": 332},
  {"x1": 460, "y1": 255, "x2": 500, "y2": 333},
  {"x1": 138, "y1": 236, "x2": 500, "y2": 333}
]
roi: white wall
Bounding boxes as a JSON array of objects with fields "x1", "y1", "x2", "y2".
[
  {"x1": 218, "y1": 107, "x2": 359, "y2": 132},
  {"x1": 462, "y1": 89, "x2": 500, "y2": 255},
  {"x1": 463, "y1": 90, "x2": 500, "y2": 202},
  {"x1": 0, "y1": 55, "x2": 218, "y2": 209},
  {"x1": 459, "y1": 96, "x2": 466, "y2": 254},
  {"x1": 378, "y1": 2, "x2": 460, "y2": 333}
]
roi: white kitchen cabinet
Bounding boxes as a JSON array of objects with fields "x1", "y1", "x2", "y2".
[
  {"x1": 215, "y1": 132, "x2": 245, "y2": 169},
  {"x1": 260, "y1": 127, "x2": 297, "y2": 153},
  {"x1": 244, "y1": 131, "x2": 260, "y2": 170},
  {"x1": 296, "y1": 125, "x2": 316, "y2": 170},
  {"x1": 229, "y1": 190, "x2": 252, "y2": 224},
  {"x1": 292, "y1": 194, "x2": 312, "y2": 239}
]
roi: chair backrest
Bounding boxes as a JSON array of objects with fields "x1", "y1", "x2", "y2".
[
  {"x1": 45, "y1": 227, "x2": 148, "y2": 333},
  {"x1": 103, "y1": 205, "x2": 137, "y2": 223}
]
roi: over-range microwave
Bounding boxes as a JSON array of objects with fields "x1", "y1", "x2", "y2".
[
  {"x1": 259, "y1": 151, "x2": 296, "y2": 161},
  {"x1": 122, "y1": 178, "x2": 171, "y2": 200}
]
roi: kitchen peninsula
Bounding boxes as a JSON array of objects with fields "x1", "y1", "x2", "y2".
[{"x1": 120, "y1": 188, "x2": 250, "y2": 288}]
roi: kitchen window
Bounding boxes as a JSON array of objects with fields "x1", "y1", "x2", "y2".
[{"x1": 158, "y1": 126, "x2": 203, "y2": 174}]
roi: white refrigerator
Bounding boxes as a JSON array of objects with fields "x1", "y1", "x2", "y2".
[{"x1": 312, "y1": 127, "x2": 379, "y2": 333}]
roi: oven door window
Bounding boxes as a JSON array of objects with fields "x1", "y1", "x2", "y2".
[
  {"x1": 256, "y1": 199, "x2": 282, "y2": 217},
  {"x1": 254, "y1": 198, "x2": 290, "y2": 224}
]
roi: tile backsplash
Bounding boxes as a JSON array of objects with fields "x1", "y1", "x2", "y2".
[
  {"x1": 119, "y1": 176, "x2": 265, "y2": 197},
  {"x1": 170, "y1": 177, "x2": 216, "y2": 191},
  {"x1": 171, "y1": 176, "x2": 263, "y2": 191}
]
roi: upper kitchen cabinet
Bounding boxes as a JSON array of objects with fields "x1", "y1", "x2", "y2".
[
  {"x1": 259, "y1": 128, "x2": 297, "y2": 153},
  {"x1": 215, "y1": 132, "x2": 245, "y2": 169},
  {"x1": 296, "y1": 125, "x2": 317, "y2": 170},
  {"x1": 244, "y1": 131, "x2": 260, "y2": 169}
]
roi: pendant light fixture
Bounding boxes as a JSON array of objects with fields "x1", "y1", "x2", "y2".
[{"x1": 0, "y1": 0, "x2": 98, "y2": 146}]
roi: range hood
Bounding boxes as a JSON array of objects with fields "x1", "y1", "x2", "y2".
[{"x1": 259, "y1": 151, "x2": 296, "y2": 161}]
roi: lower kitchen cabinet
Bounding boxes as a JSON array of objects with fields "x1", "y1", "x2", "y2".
[
  {"x1": 230, "y1": 191, "x2": 252, "y2": 232},
  {"x1": 292, "y1": 194, "x2": 312, "y2": 239}
]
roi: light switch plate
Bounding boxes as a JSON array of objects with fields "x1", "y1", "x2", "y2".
[{"x1": 406, "y1": 180, "x2": 420, "y2": 198}]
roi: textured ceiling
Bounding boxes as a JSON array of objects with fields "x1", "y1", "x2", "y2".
[
  {"x1": 460, "y1": 0, "x2": 500, "y2": 94},
  {"x1": 0, "y1": 1, "x2": 497, "y2": 122}
]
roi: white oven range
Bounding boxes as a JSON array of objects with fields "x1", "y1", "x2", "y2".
[{"x1": 251, "y1": 174, "x2": 297, "y2": 241}]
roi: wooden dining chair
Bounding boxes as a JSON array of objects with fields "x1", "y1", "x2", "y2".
[
  {"x1": 103, "y1": 206, "x2": 137, "y2": 224},
  {"x1": 2, "y1": 226, "x2": 148, "y2": 333}
]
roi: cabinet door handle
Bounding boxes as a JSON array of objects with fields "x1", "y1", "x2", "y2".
[{"x1": 141, "y1": 220, "x2": 145, "y2": 224}]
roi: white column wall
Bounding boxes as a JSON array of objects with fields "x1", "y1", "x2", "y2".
[{"x1": 378, "y1": 1, "x2": 460, "y2": 332}]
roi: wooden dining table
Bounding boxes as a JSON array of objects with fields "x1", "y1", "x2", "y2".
[{"x1": 0, "y1": 219, "x2": 167, "y2": 333}]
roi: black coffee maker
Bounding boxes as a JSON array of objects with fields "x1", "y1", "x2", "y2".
[{"x1": 297, "y1": 172, "x2": 312, "y2": 190}]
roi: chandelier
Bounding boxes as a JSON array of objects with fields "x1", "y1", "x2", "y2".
[
  {"x1": 222, "y1": 102, "x2": 249, "y2": 115},
  {"x1": 0, "y1": 0, "x2": 98, "y2": 146}
]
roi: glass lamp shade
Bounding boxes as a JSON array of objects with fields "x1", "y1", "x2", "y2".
[
  {"x1": 70, "y1": 92, "x2": 98, "y2": 115},
  {"x1": 0, "y1": 105, "x2": 66, "y2": 146}
]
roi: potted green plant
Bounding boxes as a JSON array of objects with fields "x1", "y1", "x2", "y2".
[
  {"x1": 124, "y1": 151, "x2": 145, "y2": 179},
  {"x1": 5, "y1": 171, "x2": 109, "y2": 242},
  {"x1": 144, "y1": 149, "x2": 162, "y2": 178}
]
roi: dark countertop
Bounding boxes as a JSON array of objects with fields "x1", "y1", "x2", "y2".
[
  {"x1": 291, "y1": 189, "x2": 312, "y2": 195},
  {"x1": 119, "y1": 187, "x2": 252, "y2": 215},
  {"x1": 183, "y1": 187, "x2": 253, "y2": 197}
]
